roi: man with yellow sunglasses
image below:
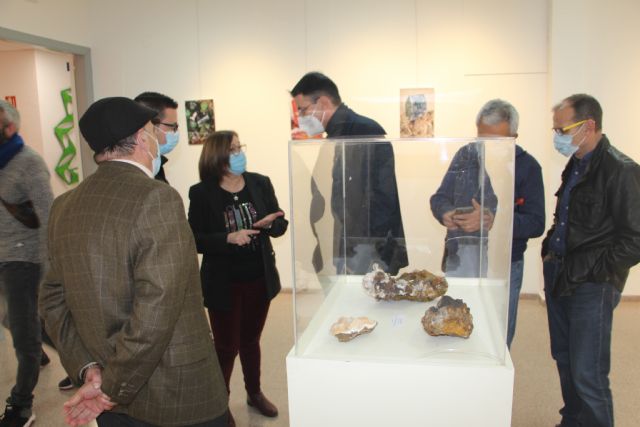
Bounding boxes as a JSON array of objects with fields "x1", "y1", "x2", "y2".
[{"x1": 542, "y1": 94, "x2": 640, "y2": 427}]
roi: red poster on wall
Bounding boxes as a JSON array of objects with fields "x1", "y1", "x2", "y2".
[{"x1": 4, "y1": 96, "x2": 17, "y2": 108}]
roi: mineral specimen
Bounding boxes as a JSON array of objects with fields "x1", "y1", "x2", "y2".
[
  {"x1": 362, "y1": 263, "x2": 448, "y2": 302},
  {"x1": 330, "y1": 316, "x2": 378, "y2": 342},
  {"x1": 421, "y1": 295, "x2": 474, "y2": 338}
]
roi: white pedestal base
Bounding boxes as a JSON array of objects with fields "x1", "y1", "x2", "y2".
[{"x1": 287, "y1": 349, "x2": 514, "y2": 427}]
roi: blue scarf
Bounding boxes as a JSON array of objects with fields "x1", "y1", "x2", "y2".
[{"x1": 0, "y1": 133, "x2": 25, "y2": 168}]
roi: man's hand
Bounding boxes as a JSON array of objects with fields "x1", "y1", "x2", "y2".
[
  {"x1": 453, "y1": 199, "x2": 494, "y2": 233},
  {"x1": 227, "y1": 229, "x2": 261, "y2": 246},
  {"x1": 63, "y1": 367, "x2": 114, "y2": 427},
  {"x1": 253, "y1": 211, "x2": 284, "y2": 230},
  {"x1": 442, "y1": 210, "x2": 459, "y2": 231}
]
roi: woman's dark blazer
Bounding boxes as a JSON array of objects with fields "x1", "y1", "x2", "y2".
[{"x1": 188, "y1": 172, "x2": 288, "y2": 310}]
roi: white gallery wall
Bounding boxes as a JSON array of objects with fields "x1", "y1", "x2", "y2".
[
  {"x1": 0, "y1": 49, "x2": 42, "y2": 153},
  {"x1": 1, "y1": 0, "x2": 640, "y2": 295}
]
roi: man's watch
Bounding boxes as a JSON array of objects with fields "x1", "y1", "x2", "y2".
[{"x1": 79, "y1": 362, "x2": 101, "y2": 383}]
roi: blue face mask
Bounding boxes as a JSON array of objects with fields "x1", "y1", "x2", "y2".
[
  {"x1": 553, "y1": 133, "x2": 578, "y2": 157},
  {"x1": 229, "y1": 152, "x2": 247, "y2": 175},
  {"x1": 159, "y1": 131, "x2": 179, "y2": 155},
  {"x1": 553, "y1": 123, "x2": 585, "y2": 157}
]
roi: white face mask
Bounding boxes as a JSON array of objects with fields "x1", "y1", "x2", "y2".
[
  {"x1": 298, "y1": 107, "x2": 325, "y2": 136},
  {"x1": 143, "y1": 130, "x2": 161, "y2": 176}
]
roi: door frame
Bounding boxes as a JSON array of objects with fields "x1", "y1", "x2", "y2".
[{"x1": 0, "y1": 26, "x2": 96, "y2": 177}]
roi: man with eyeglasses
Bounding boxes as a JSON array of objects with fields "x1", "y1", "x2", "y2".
[
  {"x1": 291, "y1": 72, "x2": 408, "y2": 276},
  {"x1": 135, "y1": 92, "x2": 180, "y2": 183},
  {"x1": 542, "y1": 94, "x2": 640, "y2": 427},
  {"x1": 430, "y1": 99, "x2": 545, "y2": 349}
]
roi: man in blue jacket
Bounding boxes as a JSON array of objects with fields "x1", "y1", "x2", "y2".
[{"x1": 431, "y1": 99, "x2": 545, "y2": 347}]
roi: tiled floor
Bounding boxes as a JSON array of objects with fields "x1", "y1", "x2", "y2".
[{"x1": 1, "y1": 295, "x2": 639, "y2": 426}]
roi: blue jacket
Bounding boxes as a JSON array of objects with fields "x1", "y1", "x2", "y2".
[
  {"x1": 430, "y1": 144, "x2": 544, "y2": 262},
  {"x1": 513, "y1": 145, "x2": 545, "y2": 261}
]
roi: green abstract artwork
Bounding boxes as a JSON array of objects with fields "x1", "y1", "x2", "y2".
[{"x1": 54, "y1": 88, "x2": 79, "y2": 185}]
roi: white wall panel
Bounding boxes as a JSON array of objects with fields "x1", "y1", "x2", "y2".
[
  {"x1": 0, "y1": 0, "x2": 90, "y2": 46},
  {"x1": 0, "y1": 50, "x2": 42, "y2": 153},
  {"x1": 10, "y1": 0, "x2": 639, "y2": 297},
  {"x1": 550, "y1": 0, "x2": 640, "y2": 296},
  {"x1": 305, "y1": 0, "x2": 417, "y2": 136}
]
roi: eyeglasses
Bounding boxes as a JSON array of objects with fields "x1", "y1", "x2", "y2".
[
  {"x1": 158, "y1": 122, "x2": 179, "y2": 132},
  {"x1": 552, "y1": 119, "x2": 587, "y2": 136},
  {"x1": 297, "y1": 98, "x2": 319, "y2": 116},
  {"x1": 230, "y1": 144, "x2": 247, "y2": 154}
]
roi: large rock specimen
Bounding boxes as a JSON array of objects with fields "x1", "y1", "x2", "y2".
[
  {"x1": 421, "y1": 295, "x2": 474, "y2": 338},
  {"x1": 362, "y1": 263, "x2": 448, "y2": 302},
  {"x1": 330, "y1": 316, "x2": 378, "y2": 342}
]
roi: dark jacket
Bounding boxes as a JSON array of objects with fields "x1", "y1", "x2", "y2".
[
  {"x1": 155, "y1": 155, "x2": 169, "y2": 184},
  {"x1": 513, "y1": 145, "x2": 545, "y2": 261},
  {"x1": 542, "y1": 135, "x2": 640, "y2": 295},
  {"x1": 430, "y1": 142, "x2": 499, "y2": 238},
  {"x1": 188, "y1": 172, "x2": 288, "y2": 310},
  {"x1": 430, "y1": 142, "x2": 498, "y2": 265},
  {"x1": 324, "y1": 103, "x2": 407, "y2": 274}
]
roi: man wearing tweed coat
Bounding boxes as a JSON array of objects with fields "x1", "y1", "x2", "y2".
[{"x1": 39, "y1": 97, "x2": 229, "y2": 427}]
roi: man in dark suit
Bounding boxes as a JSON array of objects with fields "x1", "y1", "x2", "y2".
[
  {"x1": 291, "y1": 72, "x2": 407, "y2": 275},
  {"x1": 134, "y1": 91, "x2": 180, "y2": 183},
  {"x1": 39, "y1": 97, "x2": 229, "y2": 427}
]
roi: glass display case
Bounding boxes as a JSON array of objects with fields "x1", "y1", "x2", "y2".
[
  {"x1": 287, "y1": 137, "x2": 515, "y2": 427},
  {"x1": 287, "y1": 138, "x2": 515, "y2": 427},
  {"x1": 289, "y1": 136, "x2": 514, "y2": 363}
]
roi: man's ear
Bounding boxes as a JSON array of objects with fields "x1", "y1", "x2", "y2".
[
  {"x1": 4, "y1": 122, "x2": 17, "y2": 135},
  {"x1": 134, "y1": 128, "x2": 148, "y2": 150},
  {"x1": 317, "y1": 95, "x2": 334, "y2": 109}
]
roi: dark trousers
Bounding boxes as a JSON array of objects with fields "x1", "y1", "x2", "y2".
[
  {"x1": 0, "y1": 262, "x2": 42, "y2": 408},
  {"x1": 506, "y1": 259, "x2": 525, "y2": 348},
  {"x1": 208, "y1": 277, "x2": 270, "y2": 395},
  {"x1": 543, "y1": 258, "x2": 620, "y2": 427},
  {"x1": 97, "y1": 411, "x2": 229, "y2": 427}
]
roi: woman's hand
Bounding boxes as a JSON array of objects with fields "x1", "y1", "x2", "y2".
[
  {"x1": 227, "y1": 229, "x2": 261, "y2": 246},
  {"x1": 253, "y1": 211, "x2": 284, "y2": 230}
]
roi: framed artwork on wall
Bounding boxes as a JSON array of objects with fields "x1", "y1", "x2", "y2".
[
  {"x1": 400, "y1": 88, "x2": 435, "y2": 137},
  {"x1": 185, "y1": 99, "x2": 215, "y2": 145}
]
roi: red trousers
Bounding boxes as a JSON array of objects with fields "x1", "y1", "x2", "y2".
[{"x1": 208, "y1": 277, "x2": 270, "y2": 395}]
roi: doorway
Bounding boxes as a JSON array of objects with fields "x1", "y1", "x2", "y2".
[{"x1": 0, "y1": 26, "x2": 95, "y2": 190}]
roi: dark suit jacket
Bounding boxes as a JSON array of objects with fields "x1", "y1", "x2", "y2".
[
  {"x1": 323, "y1": 103, "x2": 408, "y2": 274},
  {"x1": 40, "y1": 161, "x2": 228, "y2": 426},
  {"x1": 188, "y1": 172, "x2": 288, "y2": 310}
]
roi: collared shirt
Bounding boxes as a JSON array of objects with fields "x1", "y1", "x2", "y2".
[
  {"x1": 110, "y1": 159, "x2": 153, "y2": 178},
  {"x1": 548, "y1": 150, "x2": 594, "y2": 255}
]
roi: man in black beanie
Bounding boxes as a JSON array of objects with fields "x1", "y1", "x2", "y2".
[{"x1": 40, "y1": 97, "x2": 230, "y2": 427}]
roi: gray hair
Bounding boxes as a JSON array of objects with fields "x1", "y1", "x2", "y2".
[
  {"x1": 476, "y1": 99, "x2": 519, "y2": 135},
  {"x1": 94, "y1": 134, "x2": 138, "y2": 163},
  {"x1": 0, "y1": 100, "x2": 21, "y2": 131}
]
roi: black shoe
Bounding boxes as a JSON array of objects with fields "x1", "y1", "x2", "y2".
[
  {"x1": 58, "y1": 376, "x2": 74, "y2": 391},
  {"x1": 247, "y1": 392, "x2": 278, "y2": 417},
  {"x1": 40, "y1": 349, "x2": 50, "y2": 367},
  {"x1": 0, "y1": 404, "x2": 36, "y2": 427}
]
